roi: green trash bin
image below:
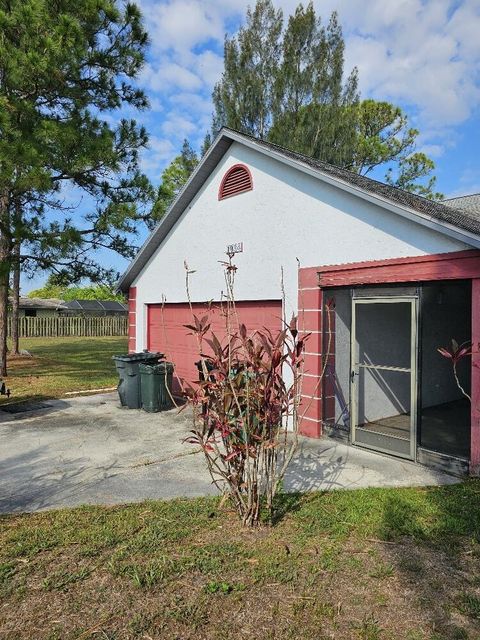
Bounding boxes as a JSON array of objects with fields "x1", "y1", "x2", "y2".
[
  {"x1": 139, "y1": 361, "x2": 175, "y2": 412},
  {"x1": 112, "y1": 351, "x2": 163, "y2": 409}
]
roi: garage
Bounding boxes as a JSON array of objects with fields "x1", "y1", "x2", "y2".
[
  {"x1": 118, "y1": 128, "x2": 480, "y2": 475},
  {"x1": 147, "y1": 300, "x2": 282, "y2": 392}
]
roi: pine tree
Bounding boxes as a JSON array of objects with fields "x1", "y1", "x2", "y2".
[
  {"x1": 352, "y1": 100, "x2": 443, "y2": 197},
  {"x1": 212, "y1": 0, "x2": 282, "y2": 139},
  {"x1": 269, "y1": 8, "x2": 359, "y2": 167},
  {"x1": 10, "y1": 242, "x2": 20, "y2": 356},
  {"x1": 149, "y1": 140, "x2": 199, "y2": 228},
  {"x1": 210, "y1": 0, "x2": 440, "y2": 201},
  {"x1": 0, "y1": 0, "x2": 152, "y2": 375}
]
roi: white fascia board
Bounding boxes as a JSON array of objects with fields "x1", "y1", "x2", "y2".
[{"x1": 117, "y1": 132, "x2": 233, "y2": 292}]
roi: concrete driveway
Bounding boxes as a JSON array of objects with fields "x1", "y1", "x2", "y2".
[{"x1": 0, "y1": 393, "x2": 459, "y2": 514}]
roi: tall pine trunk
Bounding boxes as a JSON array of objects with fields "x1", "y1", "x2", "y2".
[
  {"x1": 0, "y1": 192, "x2": 11, "y2": 377},
  {"x1": 11, "y1": 242, "x2": 20, "y2": 355},
  {"x1": 0, "y1": 263, "x2": 8, "y2": 377}
]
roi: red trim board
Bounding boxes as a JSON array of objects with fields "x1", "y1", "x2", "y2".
[{"x1": 315, "y1": 249, "x2": 480, "y2": 287}]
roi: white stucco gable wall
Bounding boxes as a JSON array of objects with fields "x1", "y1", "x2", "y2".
[{"x1": 132, "y1": 141, "x2": 468, "y2": 350}]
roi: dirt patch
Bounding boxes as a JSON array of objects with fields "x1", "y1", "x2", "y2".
[
  {"x1": 2, "y1": 536, "x2": 478, "y2": 639},
  {"x1": 1, "y1": 485, "x2": 479, "y2": 639},
  {"x1": 6, "y1": 353, "x2": 37, "y2": 363}
]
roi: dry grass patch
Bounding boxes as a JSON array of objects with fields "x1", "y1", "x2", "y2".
[{"x1": 0, "y1": 483, "x2": 479, "y2": 639}]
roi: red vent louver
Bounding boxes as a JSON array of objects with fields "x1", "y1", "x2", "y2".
[{"x1": 218, "y1": 164, "x2": 253, "y2": 200}]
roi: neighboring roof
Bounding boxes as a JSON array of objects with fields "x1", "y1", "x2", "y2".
[
  {"x1": 17, "y1": 297, "x2": 65, "y2": 310},
  {"x1": 118, "y1": 128, "x2": 480, "y2": 292},
  {"x1": 445, "y1": 193, "x2": 480, "y2": 216},
  {"x1": 62, "y1": 300, "x2": 128, "y2": 312},
  {"x1": 13, "y1": 297, "x2": 127, "y2": 312}
]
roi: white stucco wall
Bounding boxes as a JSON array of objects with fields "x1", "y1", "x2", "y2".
[{"x1": 133, "y1": 142, "x2": 468, "y2": 350}]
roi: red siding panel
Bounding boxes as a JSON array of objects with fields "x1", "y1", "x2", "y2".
[
  {"x1": 299, "y1": 310, "x2": 323, "y2": 333},
  {"x1": 299, "y1": 287, "x2": 323, "y2": 310},
  {"x1": 128, "y1": 287, "x2": 137, "y2": 354},
  {"x1": 304, "y1": 331, "x2": 322, "y2": 355},
  {"x1": 301, "y1": 374, "x2": 324, "y2": 398},
  {"x1": 298, "y1": 286, "x2": 324, "y2": 438},
  {"x1": 298, "y1": 417, "x2": 322, "y2": 438},
  {"x1": 298, "y1": 267, "x2": 319, "y2": 289}
]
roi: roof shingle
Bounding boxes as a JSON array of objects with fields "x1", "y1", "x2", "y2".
[
  {"x1": 229, "y1": 128, "x2": 480, "y2": 237},
  {"x1": 445, "y1": 193, "x2": 480, "y2": 217}
]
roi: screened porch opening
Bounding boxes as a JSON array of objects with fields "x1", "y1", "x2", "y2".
[
  {"x1": 419, "y1": 281, "x2": 471, "y2": 459},
  {"x1": 323, "y1": 280, "x2": 472, "y2": 465}
]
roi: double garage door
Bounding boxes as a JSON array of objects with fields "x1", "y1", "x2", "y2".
[{"x1": 147, "y1": 301, "x2": 282, "y2": 393}]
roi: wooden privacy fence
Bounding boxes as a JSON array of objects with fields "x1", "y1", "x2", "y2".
[{"x1": 7, "y1": 315, "x2": 128, "y2": 338}]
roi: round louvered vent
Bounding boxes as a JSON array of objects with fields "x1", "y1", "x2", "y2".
[{"x1": 218, "y1": 164, "x2": 253, "y2": 200}]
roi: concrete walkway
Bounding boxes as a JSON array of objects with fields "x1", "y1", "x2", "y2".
[{"x1": 0, "y1": 393, "x2": 459, "y2": 514}]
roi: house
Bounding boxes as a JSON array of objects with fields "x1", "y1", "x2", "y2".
[
  {"x1": 15, "y1": 297, "x2": 65, "y2": 318},
  {"x1": 11, "y1": 298, "x2": 127, "y2": 318},
  {"x1": 118, "y1": 127, "x2": 480, "y2": 476}
]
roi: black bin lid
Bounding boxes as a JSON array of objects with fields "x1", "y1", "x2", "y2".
[
  {"x1": 139, "y1": 361, "x2": 174, "y2": 374},
  {"x1": 112, "y1": 351, "x2": 164, "y2": 362}
]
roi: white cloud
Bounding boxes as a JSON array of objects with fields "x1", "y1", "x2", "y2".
[
  {"x1": 140, "y1": 61, "x2": 203, "y2": 92},
  {"x1": 445, "y1": 167, "x2": 480, "y2": 198},
  {"x1": 171, "y1": 91, "x2": 211, "y2": 114},
  {"x1": 140, "y1": 0, "x2": 227, "y2": 53},
  {"x1": 188, "y1": 50, "x2": 224, "y2": 87},
  {"x1": 149, "y1": 136, "x2": 175, "y2": 155},
  {"x1": 135, "y1": 0, "x2": 479, "y2": 184},
  {"x1": 161, "y1": 113, "x2": 197, "y2": 137},
  {"x1": 148, "y1": 96, "x2": 164, "y2": 112},
  {"x1": 418, "y1": 144, "x2": 445, "y2": 159},
  {"x1": 141, "y1": 136, "x2": 176, "y2": 175},
  {"x1": 333, "y1": 0, "x2": 480, "y2": 127}
]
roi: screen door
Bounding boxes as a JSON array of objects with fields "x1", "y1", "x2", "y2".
[{"x1": 351, "y1": 297, "x2": 417, "y2": 460}]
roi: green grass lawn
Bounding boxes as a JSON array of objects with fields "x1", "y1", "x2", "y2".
[
  {"x1": 1, "y1": 483, "x2": 479, "y2": 639},
  {"x1": 1, "y1": 336, "x2": 127, "y2": 404}
]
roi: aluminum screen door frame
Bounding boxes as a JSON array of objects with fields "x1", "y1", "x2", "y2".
[{"x1": 350, "y1": 296, "x2": 418, "y2": 461}]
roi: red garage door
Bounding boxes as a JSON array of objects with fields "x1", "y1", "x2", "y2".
[{"x1": 147, "y1": 301, "x2": 282, "y2": 393}]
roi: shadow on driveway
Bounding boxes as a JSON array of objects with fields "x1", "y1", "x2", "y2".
[{"x1": 0, "y1": 393, "x2": 460, "y2": 514}]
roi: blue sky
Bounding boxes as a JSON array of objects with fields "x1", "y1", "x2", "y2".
[{"x1": 24, "y1": 0, "x2": 480, "y2": 292}]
